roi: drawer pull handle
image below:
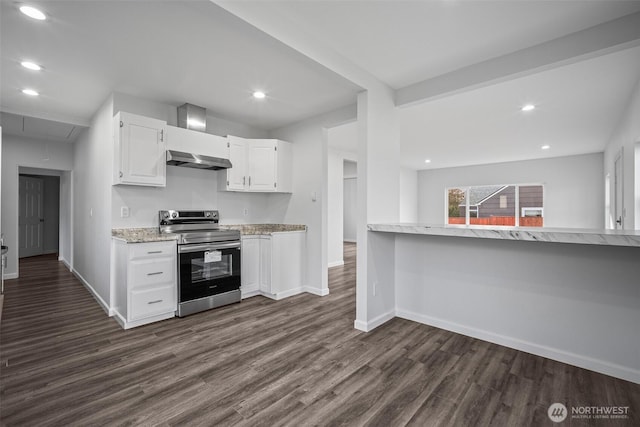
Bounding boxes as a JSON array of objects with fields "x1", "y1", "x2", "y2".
[
  {"x1": 147, "y1": 250, "x2": 162, "y2": 254},
  {"x1": 147, "y1": 271, "x2": 163, "y2": 276},
  {"x1": 148, "y1": 299, "x2": 163, "y2": 305}
]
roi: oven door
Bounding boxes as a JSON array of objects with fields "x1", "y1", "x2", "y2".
[{"x1": 178, "y1": 241, "x2": 241, "y2": 302}]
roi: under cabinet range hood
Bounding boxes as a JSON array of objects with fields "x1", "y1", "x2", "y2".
[{"x1": 166, "y1": 150, "x2": 232, "y2": 170}]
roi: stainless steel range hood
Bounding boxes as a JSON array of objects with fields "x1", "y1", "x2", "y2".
[
  {"x1": 166, "y1": 150, "x2": 232, "y2": 170},
  {"x1": 167, "y1": 103, "x2": 232, "y2": 170}
]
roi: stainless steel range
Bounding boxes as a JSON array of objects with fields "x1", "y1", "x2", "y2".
[{"x1": 159, "y1": 210, "x2": 241, "y2": 317}]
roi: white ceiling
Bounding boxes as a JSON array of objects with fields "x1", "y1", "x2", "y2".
[
  {"x1": 0, "y1": 112, "x2": 84, "y2": 143},
  {"x1": 399, "y1": 46, "x2": 640, "y2": 170},
  {"x1": 0, "y1": 0, "x2": 361, "y2": 130},
  {"x1": 2, "y1": 0, "x2": 640, "y2": 172},
  {"x1": 262, "y1": 0, "x2": 640, "y2": 89}
]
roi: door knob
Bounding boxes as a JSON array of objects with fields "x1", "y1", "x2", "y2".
[{"x1": 616, "y1": 217, "x2": 622, "y2": 225}]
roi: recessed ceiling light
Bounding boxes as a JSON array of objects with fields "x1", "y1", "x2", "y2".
[
  {"x1": 19, "y1": 5, "x2": 46, "y2": 20},
  {"x1": 521, "y1": 104, "x2": 536, "y2": 112},
  {"x1": 541, "y1": 145, "x2": 550, "y2": 150},
  {"x1": 253, "y1": 91, "x2": 266, "y2": 99},
  {"x1": 21, "y1": 61, "x2": 42, "y2": 71},
  {"x1": 22, "y1": 88, "x2": 39, "y2": 96},
  {"x1": 424, "y1": 159, "x2": 432, "y2": 164}
]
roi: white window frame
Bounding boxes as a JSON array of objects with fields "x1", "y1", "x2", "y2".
[
  {"x1": 521, "y1": 207, "x2": 544, "y2": 217},
  {"x1": 446, "y1": 184, "x2": 544, "y2": 227}
]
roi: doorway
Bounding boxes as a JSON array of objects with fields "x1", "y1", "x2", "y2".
[
  {"x1": 343, "y1": 160, "x2": 357, "y2": 244},
  {"x1": 19, "y1": 172, "x2": 60, "y2": 258}
]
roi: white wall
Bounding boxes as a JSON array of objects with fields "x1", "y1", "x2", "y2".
[
  {"x1": 604, "y1": 75, "x2": 640, "y2": 230},
  {"x1": 356, "y1": 87, "x2": 401, "y2": 332},
  {"x1": 1, "y1": 135, "x2": 73, "y2": 278},
  {"x1": 112, "y1": 167, "x2": 272, "y2": 227},
  {"x1": 59, "y1": 170, "x2": 72, "y2": 267},
  {"x1": 399, "y1": 167, "x2": 418, "y2": 222},
  {"x1": 395, "y1": 233, "x2": 640, "y2": 383},
  {"x1": 73, "y1": 95, "x2": 114, "y2": 310},
  {"x1": 270, "y1": 106, "x2": 356, "y2": 295},
  {"x1": 418, "y1": 153, "x2": 604, "y2": 228}
]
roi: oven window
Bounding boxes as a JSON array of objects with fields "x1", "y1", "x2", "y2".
[{"x1": 191, "y1": 251, "x2": 233, "y2": 283}]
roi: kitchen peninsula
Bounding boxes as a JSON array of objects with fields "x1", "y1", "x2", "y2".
[{"x1": 367, "y1": 223, "x2": 640, "y2": 384}]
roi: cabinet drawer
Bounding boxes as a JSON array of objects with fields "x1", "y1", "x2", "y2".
[
  {"x1": 129, "y1": 242, "x2": 176, "y2": 260},
  {"x1": 130, "y1": 285, "x2": 176, "y2": 321},
  {"x1": 129, "y1": 258, "x2": 175, "y2": 288}
]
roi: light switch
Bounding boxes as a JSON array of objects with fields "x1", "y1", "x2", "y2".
[{"x1": 311, "y1": 191, "x2": 317, "y2": 202}]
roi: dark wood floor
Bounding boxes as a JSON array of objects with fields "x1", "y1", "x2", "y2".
[{"x1": 1, "y1": 245, "x2": 638, "y2": 426}]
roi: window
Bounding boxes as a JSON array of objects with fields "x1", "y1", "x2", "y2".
[{"x1": 446, "y1": 184, "x2": 544, "y2": 227}]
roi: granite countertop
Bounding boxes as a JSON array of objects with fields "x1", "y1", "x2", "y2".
[
  {"x1": 220, "y1": 224, "x2": 307, "y2": 235},
  {"x1": 112, "y1": 228, "x2": 178, "y2": 243},
  {"x1": 112, "y1": 224, "x2": 306, "y2": 242},
  {"x1": 367, "y1": 223, "x2": 640, "y2": 248}
]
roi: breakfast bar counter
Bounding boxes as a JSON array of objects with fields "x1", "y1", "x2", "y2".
[
  {"x1": 365, "y1": 223, "x2": 640, "y2": 384},
  {"x1": 367, "y1": 223, "x2": 640, "y2": 247}
]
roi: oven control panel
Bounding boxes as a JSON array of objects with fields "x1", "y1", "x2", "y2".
[{"x1": 159, "y1": 210, "x2": 219, "y2": 225}]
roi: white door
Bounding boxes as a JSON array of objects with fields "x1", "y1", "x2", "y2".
[
  {"x1": 614, "y1": 152, "x2": 624, "y2": 229},
  {"x1": 227, "y1": 136, "x2": 247, "y2": 191},
  {"x1": 248, "y1": 140, "x2": 277, "y2": 191},
  {"x1": 19, "y1": 176, "x2": 44, "y2": 258}
]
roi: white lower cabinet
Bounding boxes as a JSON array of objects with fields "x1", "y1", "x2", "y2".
[
  {"x1": 113, "y1": 240, "x2": 177, "y2": 329},
  {"x1": 241, "y1": 231, "x2": 305, "y2": 300}
]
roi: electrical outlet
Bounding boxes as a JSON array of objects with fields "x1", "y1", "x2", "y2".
[
  {"x1": 121, "y1": 206, "x2": 130, "y2": 218},
  {"x1": 243, "y1": 208, "x2": 249, "y2": 216}
]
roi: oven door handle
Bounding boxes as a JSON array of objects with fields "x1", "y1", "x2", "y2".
[{"x1": 178, "y1": 242, "x2": 241, "y2": 253}]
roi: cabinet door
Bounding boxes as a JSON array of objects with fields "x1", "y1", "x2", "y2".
[
  {"x1": 259, "y1": 236, "x2": 272, "y2": 293},
  {"x1": 129, "y1": 284, "x2": 176, "y2": 321},
  {"x1": 241, "y1": 237, "x2": 260, "y2": 294},
  {"x1": 227, "y1": 136, "x2": 247, "y2": 191},
  {"x1": 117, "y1": 112, "x2": 166, "y2": 186},
  {"x1": 248, "y1": 140, "x2": 277, "y2": 191}
]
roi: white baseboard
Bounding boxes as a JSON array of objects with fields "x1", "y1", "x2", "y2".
[
  {"x1": 354, "y1": 310, "x2": 395, "y2": 332},
  {"x1": 3, "y1": 272, "x2": 18, "y2": 280},
  {"x1": 303, "y1": 286, "x2": 330, "y2": 296},
  {"x1": 328, "y1": 260, "x2": 344, "y2": 268},
  {"x1": 72, "y1": 269, "x2": 113, "y2": 316},
  {"x1": 59, "y1": 257, "x2": 72, "y2": 271},
  {"x1": 241, "y1": 289, "x2": 261, "y2": 299},
  {"x1": 343, "y1": 239, "x2": 357, "y2": 243},
  {"x1": 396, "y1": 309, "x2": 640, "y2": 385}
]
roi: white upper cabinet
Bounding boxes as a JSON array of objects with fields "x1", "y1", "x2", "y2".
[
  {"x1": 219, "y1": 136, "x2": 292, "y2": 193},
  {"x1": 226, "y1": 136, "x2": 248, "y2": 191},
  {"x1": 248, "y1": 140, "x2": 277, "y2": 191},
  {"x1": 113, "y1": 112, "x2": 167, "y2": 187},
  {"x1": 165, "y1": 125, "x2": 228, "y2": 159}
]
